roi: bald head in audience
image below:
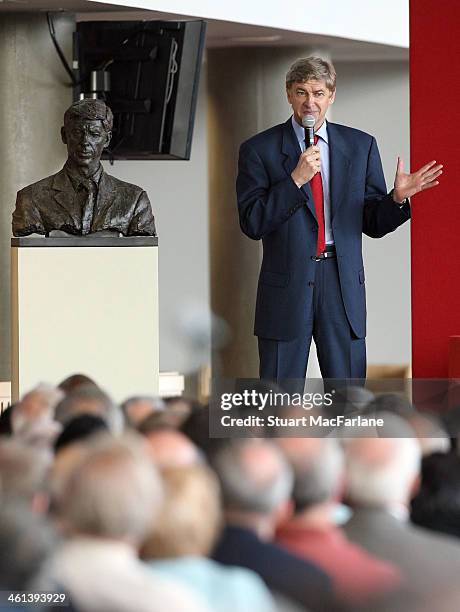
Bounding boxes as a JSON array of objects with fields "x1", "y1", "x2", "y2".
[{"x1": 143, "y1": 428, "x2": 202, "y2": 468}]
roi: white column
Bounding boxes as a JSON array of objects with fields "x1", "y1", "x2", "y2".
[{"x1": 0, "y1": 12, "x2": 74, "y2": 381}]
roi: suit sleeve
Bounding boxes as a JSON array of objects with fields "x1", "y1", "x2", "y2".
[
  {"x1": 237, "y1": 141, "x2": 308, "y2": 240},
  {"x1": 127, "y1": 191, "x2": 156, "y2": 236},
  {"x1": 362, "y1": 137, "x2": 410, "y2": 238},
  {"x1": 12, "y1": 188, "x2": 46, "y2": 236}
]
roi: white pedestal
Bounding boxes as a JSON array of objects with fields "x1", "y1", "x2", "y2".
[{"x1": 11, "y1": 236, "x2": 159, "y2": 403}]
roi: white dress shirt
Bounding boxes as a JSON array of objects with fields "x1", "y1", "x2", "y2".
[{"x1": 291, "y1": 116, "x2": 334, "y2": 245}]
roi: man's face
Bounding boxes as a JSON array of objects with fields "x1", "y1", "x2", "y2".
[
  {"x1": 61, "y1": 119, "x2": 111, "y2": 168},
  {"x1": 286, "y1": 79, "x2": 335, "y2": 131}
]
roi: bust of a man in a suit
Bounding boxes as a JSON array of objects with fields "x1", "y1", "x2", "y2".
[{"x1": 12, "y1": 99, "x2": 156, "y2": 237}]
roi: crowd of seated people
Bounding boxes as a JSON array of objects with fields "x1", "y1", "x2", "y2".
[{"x1": 2, "y1": 377, "x2": 460, "y2": 611}]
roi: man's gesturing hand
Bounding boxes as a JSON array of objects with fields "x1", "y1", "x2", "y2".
[
  {"x1": 393, "y1": 156, "x2": 443, "y2": 203},
  {"x1": 291, "y1": 145, "x2": 321, "y2": 188}
]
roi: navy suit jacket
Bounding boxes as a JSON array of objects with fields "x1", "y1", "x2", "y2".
[
  {"x1": 213, "y1": 525, "x2": 333, "y2": 611},
  {"x1": 237, "y1": 119, "x2": 410, "y2": 340}
]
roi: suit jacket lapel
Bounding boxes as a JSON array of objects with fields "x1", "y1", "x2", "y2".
[
  {"x1": 327, "y1": 122, "x2": 352, "y2": 220},
  {"x1": 51, "y1": 169, "x2": 80, "y2": 226},
  {"x1": 281, "y1": 119, "x2": 317, "y2": 222}
]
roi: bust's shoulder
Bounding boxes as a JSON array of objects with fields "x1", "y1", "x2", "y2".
[
  {"x1": 17, "y1": 173, "x2": 58, "y2": 199},
  {"x1": 103, "y1": 172, "x2": 145, "y2": 196}
]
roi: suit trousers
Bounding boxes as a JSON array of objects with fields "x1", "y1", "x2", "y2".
[{"x1": 258, "y1": 257, "x2": 366, "y2": 391}]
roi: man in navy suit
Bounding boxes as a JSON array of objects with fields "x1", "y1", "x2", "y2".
[{"x1": 237, "y1": 57, "x2": 442, "y2": 385}]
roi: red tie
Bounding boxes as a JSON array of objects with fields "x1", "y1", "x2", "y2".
[{"x1": 310, "y1": 135, "x2": 325, "y2": 256}]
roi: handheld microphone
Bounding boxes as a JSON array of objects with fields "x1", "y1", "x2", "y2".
[{"x1": 302, "y1": 115, "x2": 315, "y2": 147}]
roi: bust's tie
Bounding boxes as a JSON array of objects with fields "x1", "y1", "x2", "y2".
[{"x1": 79, "y1": 178, "x2": 97, "y2": 235}]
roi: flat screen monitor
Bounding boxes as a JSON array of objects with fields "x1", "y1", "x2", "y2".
[{"x1": 74, "y1": 19, "x2": 206, "y2": 160}]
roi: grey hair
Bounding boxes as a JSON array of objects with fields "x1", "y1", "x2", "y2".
[
  {"x1": 211, "y1": 439, "x2": 293, "y2": 514},
  {"x1": 286, "y1": 56, "x2": 336, "y2": 91},
  {"x1": 59, "y1": 433, "x2": 163, "y2": 543},
  {"x1": 291, "y1": 438, "x2": 344, "y2": 511},
  {"x1": 0, "y1": 502, "x2": 57, "y2": 590},
  {"x1": 0, "y1": 439, "x2": 50, "y2": 504},
  {"x1": 343, "y1": 412, "x2": 421, "y2": 507}
]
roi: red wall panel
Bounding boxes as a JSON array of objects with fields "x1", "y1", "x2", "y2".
[{"x1": 410, "y1": 0, "x2": 460, "y2": 377}]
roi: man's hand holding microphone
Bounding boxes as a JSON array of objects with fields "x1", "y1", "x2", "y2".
[{"x1": 291, "y1": 115, "x2": 319, "y2": 188}]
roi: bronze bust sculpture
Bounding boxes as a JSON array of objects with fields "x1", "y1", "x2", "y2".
[{"x1": 12, "y1": 99, "x2": 156, "y2": 237}]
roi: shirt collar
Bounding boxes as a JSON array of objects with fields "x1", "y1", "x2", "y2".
[
  {"x1": 291, "y1": 115, "x2": 329, "y2": 145},
  {"x1": 65, "y1": 161, "x2": 103, "y2": 190}
]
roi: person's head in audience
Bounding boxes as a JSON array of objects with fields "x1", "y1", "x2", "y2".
[
  {"x1": 12, "y1": 384, "x2": 63, "y2": 448},
  {"x1": 55, "y1": 386, "x2": 123, "y2": 434},
  {"x1": 344, "y1": 414, "x2": 421, "y2": 509},
  {"x1": 164, "y1": 396, "x2": 199, "y2": 425},
  {"x1": 180, "y1": 404, "x2": 209, "y2": 442},
  {"x1": 142, "y1": 464, "x2": 221, "y2": 559},
  {"x1": 49, "y1": 442, "x2": 89, "y2": 520},
  {"x1": 0, "y1": 503, "x2": 56, "y2": 590},
  {"x1": 0, "y1": 438, "x2": 50, "y2": 514},
  {"x1": 364, "y1": 393, "x2": 414, "y2": 418},
  {"x1": 211, "y1": 439, "x2": 293, "y2": 540},
  {"x1": 54, "y1": 414, "x2": 109, "y2": 453},
  {"x1": 405, "y1": 412, "x2": 451, "y2": 456},
  {"x1": 58, "y1": 373, "x2": 99, "y2": 396},
  {"x1": 180, "y1": 405, "x2": 226, "y2": 459},
  {"x1": 136, "y1": 396, "x2": 200, "y2": 431},
  {"x1": 121, "y1": 395, "x2": 165, "y2": 429},
  {"x1": 142, "y1": 426, "x2": 202, "y2": 468},
  {"x1": 138, "y1": 410, "x2": 184, "y2": 433},
  {"x1": 277, "y1": 437, "x2": 344, "y2": 519},
  {"x1": 165, "y1": 395, "x2": 199, "y2": 428},
  {"x1": 411, "y1": 451, "x2": 460, "y2": 539},
  {"x1": 332, "y1": 385, "x2": 375, "y2": 416},
  {"x1": 56, "y1": 433, "x2": 163, "y2": 547}
]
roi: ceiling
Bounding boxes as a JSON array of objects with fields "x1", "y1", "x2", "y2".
[
  {"x1": 0, "y1": 0, "x2": 408, "y2": 60},
  {"x1": 0, "y1": 0, "x2": 116, "y2": 11}
]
